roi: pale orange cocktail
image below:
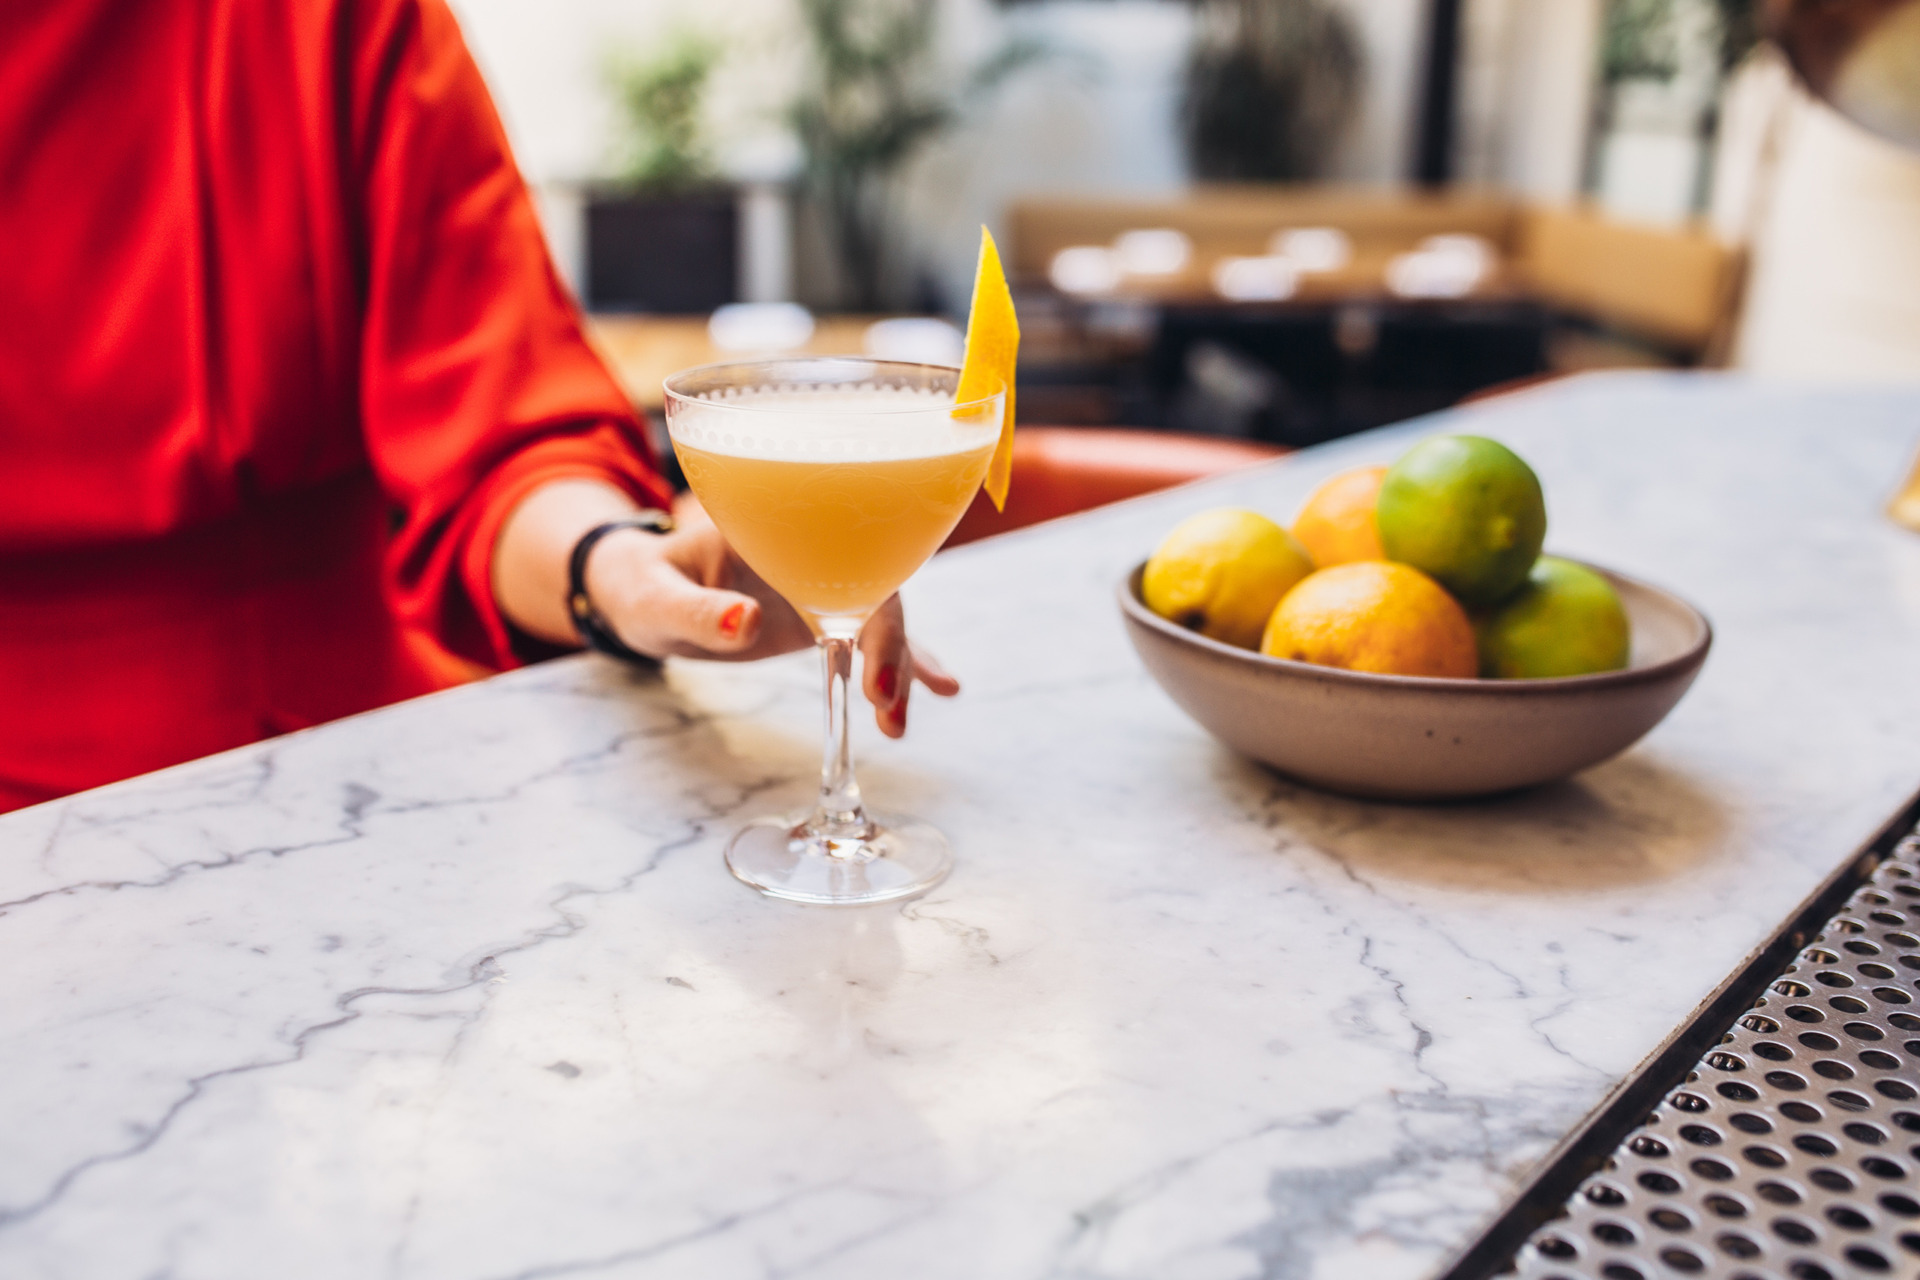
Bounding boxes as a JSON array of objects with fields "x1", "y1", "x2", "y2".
[
  {"x1": 662, "y1": 360, "x2": 1006, "y2": 905},
  {"x1": 671, "y1": 387, "x2": 995, "y2": 633}
]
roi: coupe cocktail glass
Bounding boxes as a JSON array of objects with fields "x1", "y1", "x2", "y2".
[{"x1": 662, "y1": 358, "x2": 1005, "y2": 905}]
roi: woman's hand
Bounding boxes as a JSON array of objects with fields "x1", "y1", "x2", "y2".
[
  {"x1": 583, "y1": 493, "x2": 813, "y2": 662},
  {"x1": 493, "y1": 480, "x2": 958, "y2": 734},
  {"x1": 852, "y1": 593, "x2": 962, "y2": 739}
]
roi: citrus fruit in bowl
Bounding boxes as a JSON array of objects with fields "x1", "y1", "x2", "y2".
[
  {"x1": 1122, "y1": 430, "x2": 1709, "y2": 797},
  {"x1": 1118, "y1": 559, "x2": 1711, "y2": 800},
  {"x1": 1474, "y1": 556, "x2": 1631, "y2": 679},
  {"x1": 1290, "y1": 465, "x2": 1386, "y2": 566},
  {"x1": 1261, "y1": 561, "x2": 1477, "y2": 678},
  {"x1": 1140, "y1": 509, "x2": 1314, "y2": 650},
  {"x1": 1377, "y1": 435, "x2": 1546, "y2": 606}
]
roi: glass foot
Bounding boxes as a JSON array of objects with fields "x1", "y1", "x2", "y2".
[{"x1": 725, "y1": 813, "x2": 952, "y2": 905}]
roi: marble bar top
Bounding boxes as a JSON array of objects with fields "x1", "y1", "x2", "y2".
[{"x1": 5, "y1": 374, "x2": 1920, "y2": 1280}]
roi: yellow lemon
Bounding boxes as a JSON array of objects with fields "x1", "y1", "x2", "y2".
[
  {"x1": 1475, "y1": 556, "x2": 1631, "y2": 678},
  {"x1": 1292, "y1": 465, "x2": 1387, "y2": 567},
  {"x1": 1260, "y1": 561, "x2": 1478, "y2": 678},
  {"x1": 1143, "y1": 509, "x2": 1314, "y2": 650}
]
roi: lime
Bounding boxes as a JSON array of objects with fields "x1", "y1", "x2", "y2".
[
  {"x1": 1376, "y1": 435, "x2": 1546, "y2": 605},
  {"x1": 1474, "y1": 556, "x2": 1630, "y2": 678},
  {"x1": 1143, "y1": 509, "x2": 1314, "y2": 650}
]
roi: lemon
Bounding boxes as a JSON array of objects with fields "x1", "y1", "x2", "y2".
[
  {"x1": 1291, "y1": 465, "x2": 1387, "y2": 567},
  {"x1": 1143, "y1": 509, "x2": 1314, "y2": 650},
  {"x1": 1475, "y1": 556, "x2": 1631, "y2": 679},
  {"x1": 1261, "y1": 561, "x2": 1478, "y2": 678},
  {"x1": 1377, "y1": 435, "x2": 1546, "y2": 605}
]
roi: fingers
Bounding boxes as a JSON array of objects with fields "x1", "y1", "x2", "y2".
[
  {"x1": 587, "y1": 529, "x2": 763, "y2": 657},
  {"x1": 715, "y1": 553, "x2": 814, "y2": 658},
  {"x1": 859, "y1": 600, "x2": 909, "y2": 737},
  {"x1": 858, "y1": 598, "x2": 960, "y2": 738},
  {"x1": 654, "y1": 521, "x2": 819, "y2": 660},
  {"x1": 634, "y1": 562, "x2": 764, "y2": 656},
  {"x1": 911, "y1": 646, "x2": 961, "y2": 698},
  {"x1": 589, "y1": 531, "x2": 963, "y2": 706}
]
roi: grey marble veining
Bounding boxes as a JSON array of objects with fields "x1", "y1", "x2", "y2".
[{"x1": 5, "y1": 373, "x2": 1920, "y2": 1280}]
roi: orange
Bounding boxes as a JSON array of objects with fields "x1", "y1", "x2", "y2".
[
  {"x1": 954, "y1": 226, "x2": 1020, "y2": 510},
  {"x1": 1291, "y1": 465, "x2": 1387, "y2": 567},
  {"x1": 1260, "y1": 561, "x2": 1477, "y2": 678}
]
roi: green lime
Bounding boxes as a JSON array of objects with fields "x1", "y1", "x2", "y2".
[
  {"x1": 1475, "y1": 556, "x2": 1631, "y2": 679},
  {"x1": 1376, "y1": 435, "x2": 1546, "y2": 605}
]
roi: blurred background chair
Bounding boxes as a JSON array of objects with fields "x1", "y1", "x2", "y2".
[{"x1": 1006, "y1": 188, "x2": 1744, "y2": 446}]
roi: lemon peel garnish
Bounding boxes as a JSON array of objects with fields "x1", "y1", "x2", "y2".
[{"x1": 954, "y1": 226, "x2": 1019, "y2": 511}]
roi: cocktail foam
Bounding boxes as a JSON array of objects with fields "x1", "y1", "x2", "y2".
[{"x1": 667, "y1": 383, "x2": 998, "y2": 462}]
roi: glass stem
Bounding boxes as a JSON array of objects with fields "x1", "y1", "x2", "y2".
[{"x1": 812, "y1": 636, "x2": 874, "y2": 842}]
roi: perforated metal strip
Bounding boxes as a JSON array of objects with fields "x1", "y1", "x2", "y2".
[{"x1": 1498, "y1": 829, "x2": 1920, "y2": 1280}]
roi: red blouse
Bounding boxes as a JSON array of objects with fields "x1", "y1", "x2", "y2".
[{"x1": 0, "y1": 0, "x2": 671, "y2": 811}]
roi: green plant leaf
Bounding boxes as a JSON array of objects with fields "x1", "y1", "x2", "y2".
[{"x1": 607, "y1": 29, "x2": 722, "y2": 192}]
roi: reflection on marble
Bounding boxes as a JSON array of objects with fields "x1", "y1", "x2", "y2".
[{"x1": 4, "y1": 374, "x2": 1920, "y2": 1280}]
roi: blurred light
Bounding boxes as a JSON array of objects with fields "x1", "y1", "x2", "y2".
[
  {"x1": 1049, "y1": 245, "x2": 1122, "y2": 294},
  {"x1": 1385, "y1": 252, "x2": 1480, "y2": 299},
  {"x1": 1385, "y1": 235, "x2": 1495, "y2": 299},
  {"x1": 708, "y1": 302, "x2": 815, "y2": 352},
  {"x1": 1419, "y1": 234, "x2": 1496, "y2": 273},
  {"x1": 1211, "y1": 255, "x2": 1299, "y2": 302},
  {"x1": 1112, "y1": 228, "x2": 1193, "y2": 276},
  {"x1": 1269, "y1": 227, "x2": 1352, "y2": 273},
  {"x1": 864, "y1": 316, "x2": 966, "y2": 367}
]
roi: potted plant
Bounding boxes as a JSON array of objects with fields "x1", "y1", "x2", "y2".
[
  {"x1": 585, "y1": 32, "x2": 739, "y2": 313},
  {"x1": 1180, "y1": 0, "x2": 1361, "y2": 182},
  {"x1": 791, "y1": 0, "x2": 1042, "y2": 311}
]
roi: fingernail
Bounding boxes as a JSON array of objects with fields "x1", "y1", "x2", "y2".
[
  {"x1": 888, "y1": 702, "x2": 906, "y2": 729},
  {"x1": 719, "y1": 603, "x2": 745, "y2": 637},
  {"x1": 876, "y1": 663, "x2": 898, "y2": 700}
]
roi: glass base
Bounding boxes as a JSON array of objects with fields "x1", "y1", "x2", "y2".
[{"x1": 725, "y1": 813, "x2": 952, "y2": 905}]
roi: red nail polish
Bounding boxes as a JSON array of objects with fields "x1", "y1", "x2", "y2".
[
  {"x1": 719, "y1": 603, "x2": 745, "y2": 637},
  {"x1": 888, "y1": 702, "x2": 906, "y2": 729},
  {"x1": 876, "y1": 663, "x2": 898, "y2": 700}
]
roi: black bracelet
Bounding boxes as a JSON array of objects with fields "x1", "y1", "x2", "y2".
[{"x1": 566, "y1": 513, "x2": 676, "y2": 664}]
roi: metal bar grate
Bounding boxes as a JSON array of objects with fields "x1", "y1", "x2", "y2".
[{"x1": 1501, "y1": 827, "x2": 1920, "y2": 1280}]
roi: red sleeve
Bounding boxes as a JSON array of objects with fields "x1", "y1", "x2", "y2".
[{"x1": 348, "y1": 0, "x2": 672, "y2": 669}]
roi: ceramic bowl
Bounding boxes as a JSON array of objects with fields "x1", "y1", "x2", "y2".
[{"x1": 1118, "y1": 561, "x2": 1711, "y2": 801}]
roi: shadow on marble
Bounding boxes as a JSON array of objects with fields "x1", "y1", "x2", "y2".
[
  {"x1": 1224, "y1": 748, "x2": 1730, "y2": 895},
  {"x1": 718, "y1": 906, "x2": 912, "y2": 1067}
]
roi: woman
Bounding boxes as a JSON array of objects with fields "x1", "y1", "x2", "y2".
[{"x1": 0, "y1": 0, "x2": 951, "y2": 813}]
